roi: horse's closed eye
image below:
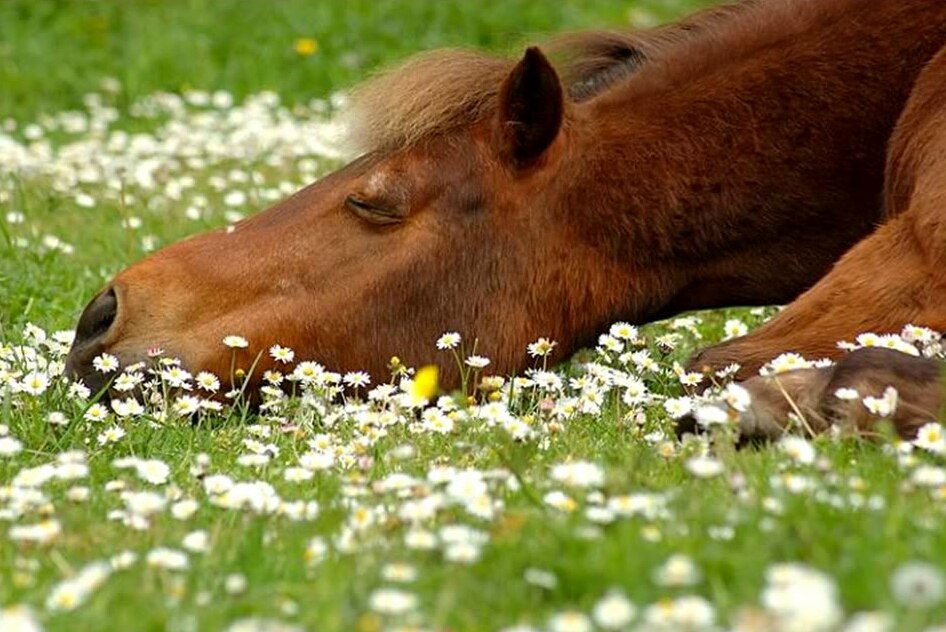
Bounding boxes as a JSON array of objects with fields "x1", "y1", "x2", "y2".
[{"x1": 344, "y1": 195, "x2": 404, "y2": 225}]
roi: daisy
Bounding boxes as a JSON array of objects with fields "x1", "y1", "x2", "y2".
[
  {"x1": 621, "y1": 377, "x2": 649, "y2": 406},
  {"x1": 146, "y1": 547, "x2": 189, "y2": 571},
  {"x1": 597, "y1": 334, "x2": 624, "y2": 353},
  {"x1": 911, "y1": 465, "x2": 946, "y2": 487},
  {"x1": 269, "y1": 344, "x2": 295, "y2": 363},
  {"x1": 609, "y1": 322, "x2": 638, "y2": 340},
  {"x1": 182, "y1": 530, "x2": 210, "y2": 553},
  {"x1": 46, "y1": 581, "x2": 86, "y2": 611},
  {"x1": 171, "y1": 500, "x2": 199, "y2": 520},
  {"x1": 111, "y1": 397, "x2": 144, "y2": 418},
  {"x1": 84, "y1": 403, "x2": 110, "y2": 423},
  {"x1": 222, "y1": 335, "x2": 249, "y2": 349},
  {"x1": 304, "y1": 537, "x2": 328, "y2": 564},
  {"x1": 19, "y1": 371, "x2": 48, "y2": 396},
  {"x1": 368, "y1": 588, "x2": 418, "y2": 615},
  {"x1": 875, "y1": 334, "x2": 920, "y2": 356},
  {"x1": 404, "y1": 529, "x2": 438, "y2": 550},
  {"x1": 195, "y1": 371, "x2": 220, "y2": 392},
  {"x1": 92, "y1": 353, "x2": 120, "y2": 373},
  {"x1": 343, "y1": 371, "x2": 371, "y2": 388},
  {"x1": 97, "y1": 427, "x2": 125, "y2": 445},
  {"x1": 654, "y1": 554, "x2": 702, "y2": 587},
  {"x1": 722, "y1": 382, "x2": 752, "y2": 411},
  {"x1": 464, "y1": 355, "x2": 490, "y2": 369},
  {"x1": 173, "y1": 395, "x2": 201, "y2": 416},
  {"x1": 436, "y1": 332, "x2": 461, "y2": 350},
  {"x1": 224, "y1": 574, "x2": 246, "y2": 595},
  {"x1": 663, "y1": 397, "x2": 693, "y2": 419},
  {"x1": 855, "y1": 332, "x2": 882, "y2": 347},
  {"x1": 543, "y1": 490, "x2": 577, "y2": 512},
  {"x1": 292, "y1": 361, "x2": 323, "y2": 383},
  {"x1": 685, "y1": 456, "x2": 724, "y2": 479},
  {"x1": 112, "y1": 371, "x2": 143, "y2": 392},
  {"x1": 284, "y1": 467, "x2": 314, "y2": 482},
  {"x1": 161, "y1": 366, "x2": 192, "y2": 388},
  {"x1": 263, "y1": 370, "x2": 284, "y2": 385},
  {"x1": 914, "y1": 422, "x2": 946, "y2": 454},
  {"x1": 422, "y1": 409, "x2": 454, "y2": 434},
  {"x1": 444, "y1": 542, "x2": 481, "y2": 563},
  {"x1": 678, "y1": 371, "x2": 704, "y2": 387},
  {"x1": 550, "y1": 461, "x2": 605, "y2": 488},
  {"x1": 548, "y1": 611, "x2": 592, "y2": 632},
  {"x1": 834, "y1": 387, "x2": 860, "y2": 400},
  {"x1": 779, "y1": 436, "x2": 817, "y2": 465},
  {"x1": 694, "y1": 404, "x2": 729, "y2": 428},
  {"x1": 0, "y1": 436, "x2": 23, "y2": 457},
  {"x1": 381, "y1": 563, "x2": 418, "y2": 583},
  {"x1": 723, "y1": 318, "x2": 748, "y2": 339},
  {"x1": 766, "y1": 352, "x2": 812, "y2": 374},
  {"x1": 527, "y1": 337, "x2": 557, "y2": 357},
  {"x1": 902, "y1": 324, "x2": 938, "y2": 344},
  {"x1": 9, "y1": 520, "x2": 61, "y2": 545},
  {"x1": 863, "y1": 386, "x2": 898, "y2": 417},
  {"x1": 136, "y1": 459, "x2": 171, "y2": 485}
]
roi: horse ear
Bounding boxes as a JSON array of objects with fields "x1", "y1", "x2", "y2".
[{"x1": 497, "y1": 47, "x2": 564, "y2": 165}]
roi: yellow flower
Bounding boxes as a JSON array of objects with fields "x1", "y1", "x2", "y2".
[
  {"x1": 388, "y1": 356, "x2": 406, "y2": 376},
  {"x1": 294, "y1": 38, "x2": 318, "y2": 56},
  {"x1": 410, "y1": 365, "x2": 439, "y2": 402}
]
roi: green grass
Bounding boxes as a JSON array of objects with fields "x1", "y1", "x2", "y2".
[
  {"x1": 2, "y1": 2, "x2": 946, "y2": 631},
  {"x1": 0, "y1": 0, "x2": 711, "y2": 122}
]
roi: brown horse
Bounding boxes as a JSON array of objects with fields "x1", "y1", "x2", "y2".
[
  {"x1": 712, "y1": 43, "x2": 946, "y2": 439},
  {"x1": 66, "y1": 0, "x2": 946, "y2": 429}
]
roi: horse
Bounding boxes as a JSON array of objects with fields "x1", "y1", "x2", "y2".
[
  {"x1": 704, "y1": 43, "x2": 946, "y2": 439},
  {"x1": 65, "y1": 0, "x2": 946, "y2": 437}
]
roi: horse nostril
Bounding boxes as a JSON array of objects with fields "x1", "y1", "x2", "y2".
[{"x1": 75, "y1": 287, "x2": 118, "y2": 345}]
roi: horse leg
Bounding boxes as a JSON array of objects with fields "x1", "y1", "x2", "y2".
[
  {"x1": 687, "y1": 212, "x2": 946, "y2": 379},
  {"x1": 721, "y1": 348, "x2": 944, "y2": 441},
  {"x1": 690, "y1": 43, "x2": 946, "y2": 382},
  {"x1": 682, "y1": 45, "x2": 946, "y2": 440}
]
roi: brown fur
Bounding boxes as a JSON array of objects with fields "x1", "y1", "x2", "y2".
[
  {"x1": 691, "y1": 44, "x2": 946, "y2": 377},
  {"x1": 692, "y1": 45, "x2": 946, "y2": 439},
  {"x1": 66, "y1": 0, "x2": 946, "y2": 426}
]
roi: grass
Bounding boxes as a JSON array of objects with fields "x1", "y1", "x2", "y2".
[
  {"x1": 0, "y1": 0, "x2": 711, "y2": 122},
  {"x1": 2, "y1": 1, "x2": 946, "y2": 631}
]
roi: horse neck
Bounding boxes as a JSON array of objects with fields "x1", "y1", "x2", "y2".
[{"x1": 564, "y1": 0, "x2": 946, "y2": 317}]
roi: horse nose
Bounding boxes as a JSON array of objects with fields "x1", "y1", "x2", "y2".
[
  {"x1": 75, "y1": 287, "x2": 118, "y2": 346},
  {"x1": 65, "y1": 287, "x2": 119, "y2": 388}
]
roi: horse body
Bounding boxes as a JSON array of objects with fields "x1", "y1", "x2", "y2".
[
  {"x1": 709, "y1": 45, "x2": 946, "y2": 439},
  {"x1": 65, "y1": 0, "x2": 946, "y2": 422},
  {"x1": 576, "y1": 0, "x2": 946, "y2": 314}
]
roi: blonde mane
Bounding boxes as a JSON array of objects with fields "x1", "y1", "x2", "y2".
[
  {"x1": 344, "y1": 0, "x2": 863, "y2": 154},
  {"x1": 345, "y1": 50, "x2": 514, "y2": 154}
]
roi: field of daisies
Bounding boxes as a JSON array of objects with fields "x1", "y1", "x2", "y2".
[{"x1": 3, "y1": 1, "x2": 946, "y2": 631}]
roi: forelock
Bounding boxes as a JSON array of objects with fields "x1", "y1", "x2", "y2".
[{"x1": 343, "y1": 50, "x2": 515, "y2": 155}]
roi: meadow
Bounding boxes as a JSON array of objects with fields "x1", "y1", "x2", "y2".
[{"x1": 2, "y1": 1, "x2": 946, "y2": 631}]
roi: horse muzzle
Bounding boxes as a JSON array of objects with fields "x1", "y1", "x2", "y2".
[{"x1": 64, "y1": 286, "x2": 119, "y2": 394}]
